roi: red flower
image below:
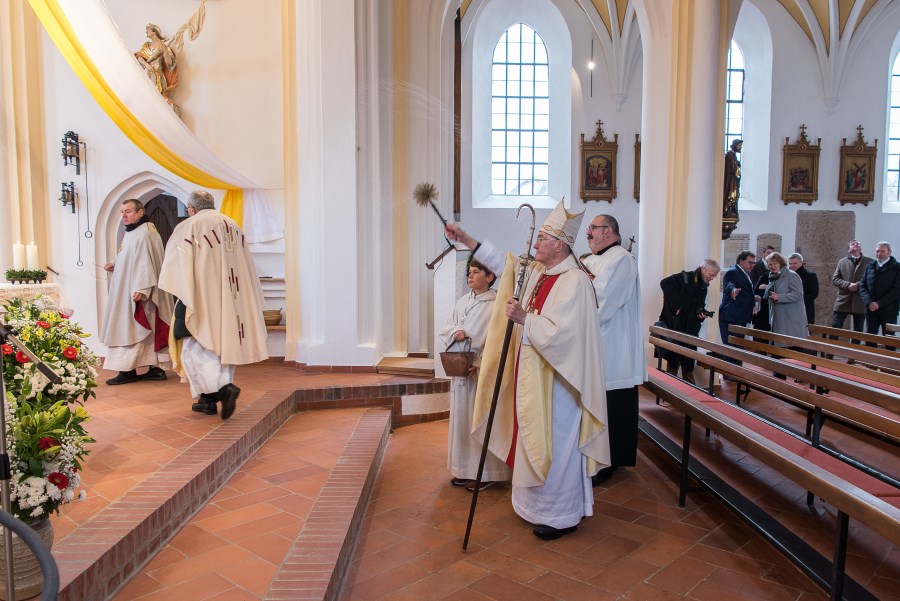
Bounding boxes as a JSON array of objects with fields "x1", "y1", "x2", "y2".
[
  {"x1": 58, "y1": 311, "x2": 71, "y2": 319},
  {"x1": 1, "y1": 344, "x2": 12, "y2": 356},
  {"x1": 15, "y1": 351, "x2": 29, "y2": 364},
  {"x1": 38, "y1": 437, "x2": 58, "y2": 450},
  {"x1": 36, "y1": 321, "x2": 50, "y2": 329},
  {"x1": 47, "y1": 472, "x2": 69, "y2": 490},
  {"x1": 63, "y1": 347, "x2": 78, "y2": 359}
]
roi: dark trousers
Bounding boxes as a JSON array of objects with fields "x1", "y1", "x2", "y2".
[
  {"x1": 831, "y1": 311, "x2": 865, "y2": 333},
  {"x1": 865, "y1": 311, "x2": 898, "y2": 350},
  {"x1": 606, "y1": 386, "x2": 639, "y2": 468},
  {"x1": 666, "y1": 350, "x2": 696, "y2": 374},
  {"x1": 718, "y1": 319, "x2": 746, "y2": 365}
]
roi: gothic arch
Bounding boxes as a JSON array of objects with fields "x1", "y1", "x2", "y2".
[{"x1": 93, "y1": 172, "x2": 189, "y2": 328}]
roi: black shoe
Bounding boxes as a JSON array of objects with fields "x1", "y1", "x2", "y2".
[
  {"x1": 191, "y1": 394, "x2": 218, "y2": 415},
  {"x1": 140, "y1": 366, "x2": 167, "y2": 381},
  {"x1": 106, "y1": 370, "x2": 139, "y2": 385},
  {"x1": 191, "y1": 400, "x2": 218, "y2": 415},
  {"x1": 682, "y1": 371, "x2": 697, "y2": 385},
  {"x1": 532, "y1": 524, "x2": 577, "y2": 540},
  {"x1": 591, "y1": 466, "x2": 617, "y2": 487},
  {"x1": 218, "y1": 384, "x2": 240, "y2": 420}
]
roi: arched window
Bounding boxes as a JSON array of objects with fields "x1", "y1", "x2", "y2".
[
  {"x1": 467, "y1": 0, "x2": 571, "y2": 210},
  {"x1": 886, "y1": 53, "x2": 900, "y2": 205},
  {"x1": 491, "y1": 23, "x2": 549, "y2": 196},
  {"x1": 724, "y1": 40, "x2": 745, "y2": 153}
]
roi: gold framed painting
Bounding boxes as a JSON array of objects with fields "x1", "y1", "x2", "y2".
[
  {"x1": 781, "y1": 125, "x2": 821, "y2": 205},
  {"x1": 580, "y1": 120, "x2": 618, "y2": 202},
  {"x1": 838, "y1": 126, "x2": 877, "y2": 205},
  {"x1": 633, "y1": 134, "x2": 641, "y2": 202}
]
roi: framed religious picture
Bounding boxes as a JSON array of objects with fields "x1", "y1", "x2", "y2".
[
  {"x1": 633, "y1": 134, "x2": 641, "y2": 202},
  {"x1": 838, "y1": 126, "x2": 877, "y2": 205},
  {"x1": 580, "y1": 120, "x2": 618, "y2": 202},
  {"x1": 781, "y1": 125, "x2": 821, "y2": 205}
]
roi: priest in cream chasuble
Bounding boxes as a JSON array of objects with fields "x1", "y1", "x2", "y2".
[
  {"x1": 446, "y1": 201, "x2": 610, "y2": 539},
  {"x1": 99, "y1": 199, "x2": 173, "y2": 385}
]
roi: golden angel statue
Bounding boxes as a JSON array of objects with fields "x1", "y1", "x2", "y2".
[{"x1": 134, "y1": 1, "x2": 207, "y2": 109}]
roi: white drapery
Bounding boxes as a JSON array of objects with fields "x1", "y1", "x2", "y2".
[{"x1": 44, "y1": 0, "x2": 283, "y2": 243}]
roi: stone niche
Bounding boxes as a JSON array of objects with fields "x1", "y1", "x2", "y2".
[{"x1": 795, "y1": 211, "x2": 855, "y2": 326}]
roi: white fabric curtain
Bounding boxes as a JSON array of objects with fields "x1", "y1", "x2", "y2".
[{"x1": 56, "y1": 0, "x2": 282, "y2": 243}]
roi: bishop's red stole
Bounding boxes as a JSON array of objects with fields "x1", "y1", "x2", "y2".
[{"x1": 505, "y1": 273, "x2": 560, "y2": 468}]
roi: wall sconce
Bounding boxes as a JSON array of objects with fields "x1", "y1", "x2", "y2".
[
  {"x1": 61, "y1": 131, "x2": 80, "y2": 174},
  {"x1": 60, "y1": 182, "x2": 76, "y2": 213}
]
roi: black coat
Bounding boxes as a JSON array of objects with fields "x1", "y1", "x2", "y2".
[
  {"x1": 795, "y1": 266, "x2": 819, "y2": 324},
  {"x1": 860, "y1": 256, "x2": 900, "y2": 317},
  {"x1": 659, "y1": 269, "x2": 709, "y2": 336},
  {"x1": 752, "y1": 273, "x2": 771, "y2": 331}
]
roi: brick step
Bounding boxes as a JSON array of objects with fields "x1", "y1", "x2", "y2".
[{"x1": 48, "y1": 374, "x2": 447, "y2": 600}]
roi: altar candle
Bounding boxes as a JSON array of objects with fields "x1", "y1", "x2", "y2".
[
  {"x1": 26, "y1": 243, "x2": 39, "y2": 270},
  {"x1": 12, "y1": 242, "x2": 25, "y2": 270}
]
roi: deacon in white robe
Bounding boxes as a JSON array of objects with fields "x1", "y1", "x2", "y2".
[
  {"x1": 438, "y1": 261, "x2": 511, "y2": 487},
  {"x1": 446, "y1": 201, "x2": 609, "y2": 541},
  {"x1": 99, "y1": 199, "x2": 173, "y2": 385},
  {"x1": 582, "y1": 214, "x2": 647, "y2": 484},
  {"x1": 158, "y1": 191, "x2": 268, "y2": 420}
]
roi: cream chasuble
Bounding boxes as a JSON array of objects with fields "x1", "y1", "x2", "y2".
[
  {"x1": 99, "y1": 221, "x2": 173, "y2": 350},
  {"x1": 158, "y1": 209, "x2": 268, "y2": 366},
  {"x1": 473, "y1": 251, "x2": 610, "y2": 488}
]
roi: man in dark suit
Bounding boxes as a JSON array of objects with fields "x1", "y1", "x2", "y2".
[
  {"x1": 718, "y1": 251, "x2": 758, "y2": 363},
  {"x1": 789, "y1": 252, "x2": 819, "y2": 325},
  {"x1": 859, "y1": 241, "x2": 900, "y2": 348}
]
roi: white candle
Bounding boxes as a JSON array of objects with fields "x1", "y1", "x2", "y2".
[
  {"x1": 26, "y1": 243, "x2": 39, "y2": 270},
  {"x1": 12, "y1": 242, "x2": 25, "y2": 270}
]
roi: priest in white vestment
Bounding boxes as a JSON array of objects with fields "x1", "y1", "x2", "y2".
[
  {"x1": 158, "y1": 190, "x2": 268, "y2": 420},
  {"x1": 438, "y1": 258, "x2": 511, "y2": 490},
  {"x1": 582, "y1": 214, "x2": 647, "y2": 485},
  {"x1": 446, "y1": 201, "x2": 610, "y2": 540},
  {"x1": 99, "y1": 199, "x2": 173, "y2": 385}
]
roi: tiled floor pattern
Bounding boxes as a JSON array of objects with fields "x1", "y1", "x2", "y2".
[
  {"x1": 337, "y1": 420, "x2": 830, "y2": 601},
  {"x1": 28, "y1": 365, "x2": 897, "y2": 600},
  {"x1": 110, "y1": 407, "x2": 385, "y2": 601},
  {"x1": 52, "y1": 365, "x2": 429, "y2": 544},
  {"x1": 337, "y1": 384, "x2": 899, "y2": 601}
]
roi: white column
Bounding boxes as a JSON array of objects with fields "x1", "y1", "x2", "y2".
[
  {"x1": 292, "y1": 0, "x2": 375, "y2": 365},
  {"x1": 633, "y1": 0, "x2": 737, "y2": 336}
]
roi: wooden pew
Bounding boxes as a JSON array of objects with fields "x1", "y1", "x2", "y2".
[
  {"x1": 730, "y1": 325, "x2": 900, "y2": 374},
  {"x1": 808, "y1": 323, "x2": 899, "y2": 352},
  {"x1": 642, "y1": 369, "x2": 900, "y2": 601},
  {"x1": 727, "y1": 334, "x2": 900, "y2": 396},
  {"x1": 649, "y1": 325, "x2": 900, "y2": 482}
]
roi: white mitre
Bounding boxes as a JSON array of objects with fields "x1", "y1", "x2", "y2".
[{"x1": 540, "y1": 200, "x2": 584, "y2": 247}]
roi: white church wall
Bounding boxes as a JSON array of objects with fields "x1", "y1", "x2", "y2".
[
  {"x1": 457, "y1": 0, "x2": 644, "y2": 260},
  {"x1": 36, "y1": 1, "x2": 286, "y2": 356},
  {"x1": 730, "y1": 0, "x2": 900, "y2": 262}
]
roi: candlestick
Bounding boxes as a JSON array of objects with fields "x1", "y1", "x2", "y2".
[
  {"x1": 12, "y1": 242, "x2": 25, "y2": 270},
  {"x1": 26, "y1": 243, "x2": 39, "y2": 270}
]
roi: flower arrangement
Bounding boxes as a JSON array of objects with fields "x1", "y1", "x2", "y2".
[{"x1": 1, "y1": 296, "x2": 98, "y2": 523}]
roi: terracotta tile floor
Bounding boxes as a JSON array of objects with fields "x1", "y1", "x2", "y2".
[
  {"x1": 52, "y1": 364, "x2": 420, "y2": 543},
  {"x1": 111, "y1": 407, "x2": 370, "y2": 601},
  {"x1": 338, "y1": 386, "x2": 899, "y2": 600},
  {"x1": 33, "y1": 365, "x2": 898, "y2": 600}
]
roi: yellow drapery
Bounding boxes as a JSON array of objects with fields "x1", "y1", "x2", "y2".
[{"x1": 27, "y1": 0, "x2": 243, "y2": 225}]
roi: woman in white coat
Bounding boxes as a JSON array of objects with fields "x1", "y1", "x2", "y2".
[{"x1": 438, "y1": 259, "x2": 511, "y2": 491}]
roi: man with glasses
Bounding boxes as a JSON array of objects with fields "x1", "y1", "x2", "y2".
[
  {"x1": 718, "y1": 250, "x2": 757, "y2": 363},
  {"x1": 445, "y1": 201, "x2": 609, "y2": 541},
  {"x1": 582, "y1": 215, "x2": 646, "y2": 486},
  {"x1": 658, "y1": 259, "x2": 720, "y2": 383}
]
